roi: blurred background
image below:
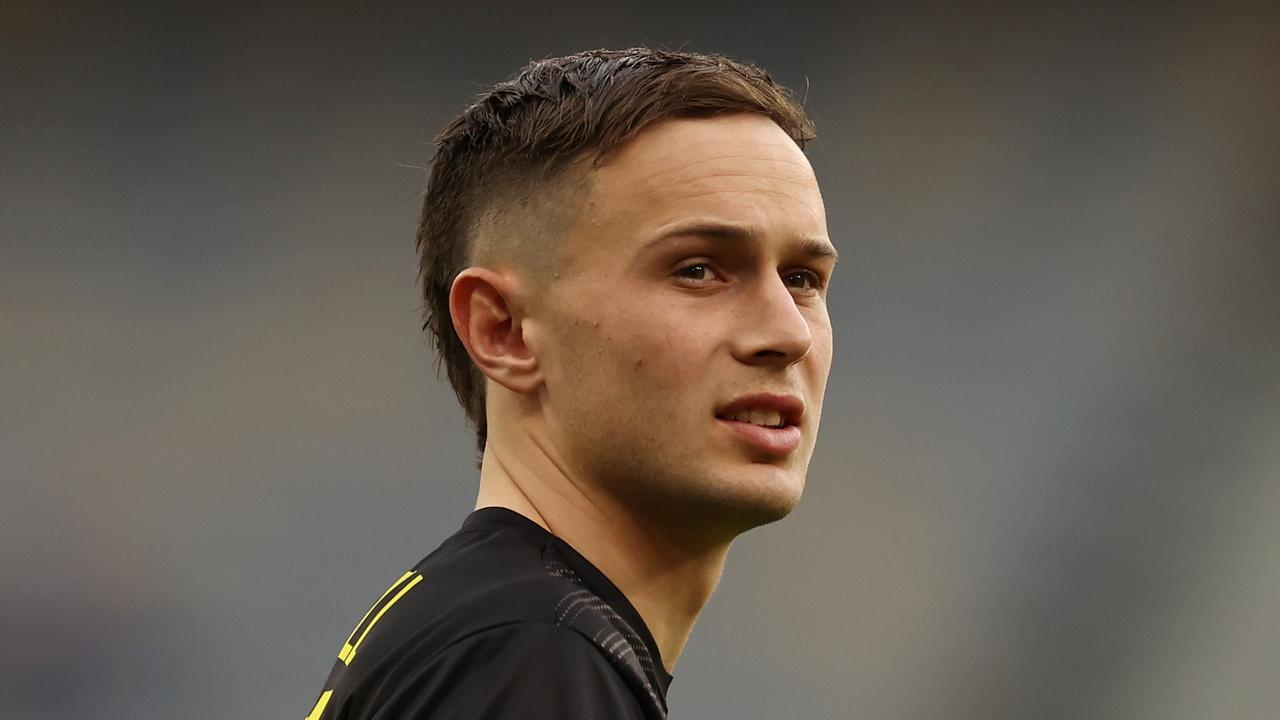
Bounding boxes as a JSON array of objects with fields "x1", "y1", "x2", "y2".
[{"x1": 3, "y1": 2, "x2": 1278, "y2": 719}]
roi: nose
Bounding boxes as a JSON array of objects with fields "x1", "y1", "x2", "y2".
[{"x1": 731, "y1": 274, "x2": 813, "y2": 366}]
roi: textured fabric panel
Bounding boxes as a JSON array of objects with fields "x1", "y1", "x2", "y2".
[{"x1": 544, "y1": 547, "x2": 669, "y2": 719}]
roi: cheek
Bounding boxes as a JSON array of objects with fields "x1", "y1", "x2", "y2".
[
  {"x1": 623, "y1": 322, "x2": 706, "y2": 391},
  {"x1": 805, "y1": 322, "x2": 835, "y2": 409},
  {"x1": 812, "y1": 325, "x2": 834, "y2": 374},
  {"x1": 550, "y1": 282, "x2": 714, "y2": 408},
  {"x1": 580, "y1": 292, "x2": 702, "y2": 373}
]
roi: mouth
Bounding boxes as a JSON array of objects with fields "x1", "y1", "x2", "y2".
[
  {"x1": 713, "y1": 393, "x2": 805, "y2": 456},
  {"x1": 715, "y1": 408, "x2": 791, "y2": 428}
]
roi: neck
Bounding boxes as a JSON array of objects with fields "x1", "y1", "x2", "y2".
[{"x1": 474, "y1": 431, "x2": 733, "y2": 675}]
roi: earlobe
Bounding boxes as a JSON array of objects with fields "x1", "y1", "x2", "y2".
[{"x1": 449, "y1": 268, "x2": 543, "y2": 394}]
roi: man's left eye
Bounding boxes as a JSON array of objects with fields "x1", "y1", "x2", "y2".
[{"x1": 784, "y1": 270, "x2": 823, "y2": 291}]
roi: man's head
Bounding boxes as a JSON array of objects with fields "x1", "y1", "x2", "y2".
[{"x1": 418, "y1": 48, "x2": 835, "y2": 533}]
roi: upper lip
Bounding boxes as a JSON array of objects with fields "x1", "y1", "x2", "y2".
[{"x1": 715, "y1": 393, "x2": 805, "y2": 427}]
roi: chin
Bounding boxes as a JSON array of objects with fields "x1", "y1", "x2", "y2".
[
  {"x1": 591, "y1": 436, "x2": 809, "y2": 538},
  {"x1": 673, "y1": 465, "x2": 807, "y2": 537},
  {"x1": 733, "y1": 480, "x2": 805, "y2": 529}
]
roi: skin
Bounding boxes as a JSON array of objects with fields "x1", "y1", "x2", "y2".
[{"x1": 449, "y1": 112, "x2": 836, "y2": 674}]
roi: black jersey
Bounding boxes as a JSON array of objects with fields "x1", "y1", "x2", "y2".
[{"x1": 304, "y1": 507, "x2": 673, "y2": 719}]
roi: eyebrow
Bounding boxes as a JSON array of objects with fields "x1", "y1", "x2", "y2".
[{"x1": 639, "y1": 220, "x2": 840, "y2": 264}]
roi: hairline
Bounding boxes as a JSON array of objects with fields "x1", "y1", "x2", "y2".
[{"x1": 464, "y1": 111, "x2": 810, "y2": 286}]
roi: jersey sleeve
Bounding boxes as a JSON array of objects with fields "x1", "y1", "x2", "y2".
[{"x1": 372, "y1": 622, "x2": 650, "y2": 720}]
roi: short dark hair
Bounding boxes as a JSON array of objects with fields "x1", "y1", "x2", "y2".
[{"x1": 416, "y1": 47, "x2": 817, "y2": 466}]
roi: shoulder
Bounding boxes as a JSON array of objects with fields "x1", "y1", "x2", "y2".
[
  {"x1": 366, "y1": 622, "x2": 650, "y2": 720},
  {"x1": 436, "y1": 621, "x2": 637, "y2": 679},
  {"x1": 351, "y1": 523, "x2": 562, "y2": 663},
  {"x1": 306, "y1": 513, "x2": 668, "y2": 719}
]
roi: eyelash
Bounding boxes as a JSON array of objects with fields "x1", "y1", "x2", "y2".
[{"x1": 674, "y1": 262, "x2": 825, "y2": 292}]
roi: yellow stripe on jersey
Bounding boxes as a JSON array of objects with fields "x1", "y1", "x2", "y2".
[
  {"x1": 304, "y1": 690, "x2": 332, "y2": 720},
  {"x1": 340, "y1": 573, "x2": 424, "y2": 666},
  {"x1": 338, "y1": 570, "x2": 416, "y2": 664}
]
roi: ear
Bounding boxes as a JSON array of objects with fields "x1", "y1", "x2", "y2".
[{"x1": 449, "y1": 267, "x2": 543, "y2": 395}]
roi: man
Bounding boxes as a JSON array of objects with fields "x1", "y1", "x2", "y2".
[{"x1": 305, "y1": 47, "x2": 836, "y2": 719}]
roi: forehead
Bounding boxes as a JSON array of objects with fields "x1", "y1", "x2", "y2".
[{"x1": 574, "y1": 114, "x2": 827, "y2": 250}]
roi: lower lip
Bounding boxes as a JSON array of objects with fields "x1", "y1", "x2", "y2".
[{"x1": 715, "y1": 418, "x2": 802, "y2": 456}]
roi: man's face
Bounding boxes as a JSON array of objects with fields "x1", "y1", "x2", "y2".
[{"x1": 533, "y1": 113, "x2": 835, "y2": 537}]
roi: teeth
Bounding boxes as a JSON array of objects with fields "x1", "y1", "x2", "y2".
[{"x1": 729, "y1": 409, "x2": 784, "y2": 428}]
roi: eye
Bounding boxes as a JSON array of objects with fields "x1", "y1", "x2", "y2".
[
  {"x1": 783, "y1": 269, "x2": 824, "y2": 293},
  {"x1": 673, "y1": 262, "x2": 723, "y2": 284}
]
